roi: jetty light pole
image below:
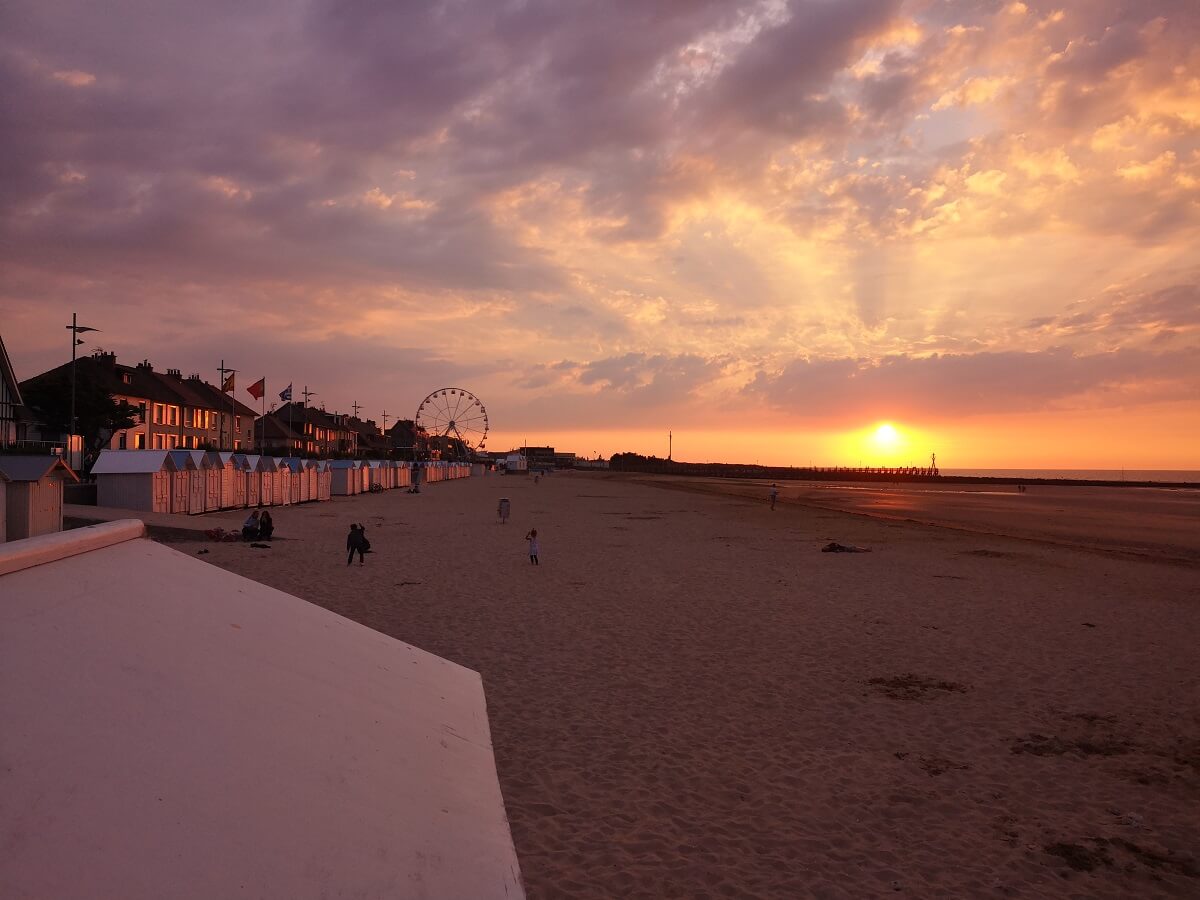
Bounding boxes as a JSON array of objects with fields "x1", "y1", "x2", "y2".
[{"x1": 65, "y1": 313, "x2": 99, "y2": 467}]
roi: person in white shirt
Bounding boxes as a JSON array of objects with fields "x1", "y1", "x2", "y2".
[{"x1": 525, "y1": 528, "x2": 540, "y2": 565}]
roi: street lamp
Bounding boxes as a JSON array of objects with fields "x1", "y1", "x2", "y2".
[{"x1": 65, "y1": 313, "x2": 100, "y2": 467}]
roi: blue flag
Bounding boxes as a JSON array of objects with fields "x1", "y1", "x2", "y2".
[{"x1": 279, "y1": 383, "x2": 292, "y2": 401}]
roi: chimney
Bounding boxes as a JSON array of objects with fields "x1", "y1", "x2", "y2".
[
  {"x1": 91, "y1": 350, "x2": 117, "y2": 367},
  {"x1": 187, "y1": 372, "x2": 201, "y2": 381},
  {"x1": 166, "y1": 368, "x2": 181, "y2": 378},
  {"x1": 136, "y1": 359, "x2": 153, "y2": 371}
]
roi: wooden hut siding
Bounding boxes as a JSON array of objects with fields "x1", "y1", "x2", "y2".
[
  {"x1": 96, "y1": 472, "x2": 171, "y2": 514},
  {"x1": 0, "y1": 479, "x2": 6, "y2": 543},
  {"x1": 317, "y1": 462, "x2": 331, "y2": 501},
  {"x1": 0, "y1": 457, "x2": 75, "y2": 541},
  {"x1": 271, "y1": 460, "x2": 291, "y2": 506},
  {"x1": 329, "y1": 461, "x2": 358, "y2": 496}
]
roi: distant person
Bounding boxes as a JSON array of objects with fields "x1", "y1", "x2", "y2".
[
  {"x1": 769, "y1": 483, "x2": 779, "y2": 510},
  {"x1": 525, "y1": 528, "x2": 540, "y2": 565},
  {"x1": 242, "y1": 510, "x2": 261, "y2": 541},
  {"x1": 259, "y1": 510, "x2": 274, "y2": 540},
  {"x1": 346, "y1": 523, "x2": 369, "y2": 567},
  {"x1": 498, "y1": 497, "x2": 511, "y2": 524},
  {"x1": 533, "y1": 473, "x2": 540, "y2": 484}
]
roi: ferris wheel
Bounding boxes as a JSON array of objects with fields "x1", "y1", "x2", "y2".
[{"x1": 415, "y1": 388, "x2": 489, "y2": 459}]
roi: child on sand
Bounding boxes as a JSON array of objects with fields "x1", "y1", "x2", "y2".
[
  {"x1": 346, "y1": 523, "x2": 368, "y2": 567},
  {"x1": 498, "y1": 497, "x2": 511, "y2": 524},
  {"x1": 525, "y1": 528, "x2": 539, "y2": 565},
  {"x1": 769, "y1": 483, "x2": 779, "y2": 510}
]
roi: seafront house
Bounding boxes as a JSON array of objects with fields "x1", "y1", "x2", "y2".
[
  {"x1": 267, "y1": 402, "x2": 355, "y2": 457},
  {"x1": 0, "y1": 334, "x2": 30, "y2": 451},
  {"x1": 19, "y1": 352, "x2": 256, "y2": 455}
]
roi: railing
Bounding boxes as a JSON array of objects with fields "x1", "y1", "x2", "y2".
[{"x1": 0, "y1": 440, "x2": 66, "y2": 455}]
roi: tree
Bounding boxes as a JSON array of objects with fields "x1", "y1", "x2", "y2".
[{"x1": 22, "y1": 371, "x2": 139, "y2": 449}]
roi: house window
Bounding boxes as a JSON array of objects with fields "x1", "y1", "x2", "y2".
[
  {"x1": 169, "y1": 406, "x2": 179, "y2": 426},
  {"x1": 135, "y1": 432, "x2": 145, "y2": 449},
  {"x1": 235, "y1": 415, "x2": 241, "y2": 430},
  {"x1": 184, "y1": 408, "x2": 193, "y2": 427},
  {"x1": 234, "y1": 440, "x2": 241, "y2": 450},
  {"x1": 118, "y1": 433, "x2": 127, "y2": 449},
  {"x1": 153, "y1": 433, "x2": 164, "y2": 449},
  {"x1": 137, "y1": 402, "x2": 147, "y2": 423},
  {"x1": 152, "y1": 403, "x2": 163, "y2": 424},
  {"x1": 122, "y1": 373, "x2": 131, "y2": 385}
]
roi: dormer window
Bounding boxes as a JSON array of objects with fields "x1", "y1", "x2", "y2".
[{"x1": 122, "y1": 373, "x2": 131, "y2": 385}]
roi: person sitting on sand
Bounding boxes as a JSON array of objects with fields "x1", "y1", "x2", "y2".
[
  {"x1": 258, "y1": 510, "x2": 274, "y2": 541},
  {"x1": 525, "y1": 528, "x2": 539, "y2": 566},
  {"x1": 242, "y1": 510, "x2": 261, "y2": 541},
  {"x1": 346, "y1": 523, "x2": 368, "y2": 567}
]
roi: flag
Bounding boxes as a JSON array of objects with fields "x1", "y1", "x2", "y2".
[
  {"x1": 247, "y1": 378, "x2": 265, "y2": 400},
  {"x1": 221, "y1": 373, "x2": 235, "y2": 392},
  {"x1": 279, "y1": 383, "x2": 292, "y2": 401}
]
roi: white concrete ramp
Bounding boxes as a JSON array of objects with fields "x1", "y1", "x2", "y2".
[{"x1": 0, "y1": 522, "x2": 524, "y2": 899}]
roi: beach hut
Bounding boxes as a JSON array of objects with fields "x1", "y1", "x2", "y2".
[
  {"x1": 397, "y1": 461, "x2": 412, "y2": 489},
  {"x1": 271, "y1": 458, "x2": 292, "y2": 507},
  {"x1": 91, "y1": 450, "x2": 178, "y2": 514},
  {"x1": 329, "y1": 460, "x2": 360, "y2": 496},
  {"x1": 253, "y1": 456, "x2": 279, "y2": 508},
  {"x1": 316, "y1": 461, "x2": 332, "y2": 501},
  {"x1": 0, "y1": 521, "x2": 525, "y2": 899},
  {"x1": 0, "y1": 472, "x2": 6, "y2": 541},
  {"x1": 282, "y1": 457, "x2": 317, "y2": 503},
  {"x1": 203, "y1": 452, "x2": 240, "y2": 510},
  {"x1": 280, "y1": 457, "x2": 304, "y2": 504},
  {"x1": 357, "y1": 459, "x2": 371, "y2": 493},
  {"x1": 168, "y1": 450, "x2": 206, "y2": 514},
  {"x1": 366, "y1": 460, "x2": 384, "y2": 492},
  {"x1": 0, "y1": 455, "x2": 78, "y2": 542}
]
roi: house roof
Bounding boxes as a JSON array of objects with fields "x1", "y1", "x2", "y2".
[
  {"x1": 91, "y1": 450, "x2": 179, "y2": 474},
  {"x1": 0, "y1": 455, "x2": 79, "y2": 483},
  {"x1": 256, "y1": 415, "x2": 302, "y2": 442},
  {"x1": 0, "y1": 521, "x2": 524, "y2": 899}
]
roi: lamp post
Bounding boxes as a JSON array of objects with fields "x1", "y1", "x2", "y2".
[{"x1": 65, "y1": 313, "x2": 99, "y2": 467}]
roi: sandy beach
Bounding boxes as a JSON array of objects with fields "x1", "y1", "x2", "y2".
[{"x1": 187, "y1": 471, "x2": 1199, "y2": 898}]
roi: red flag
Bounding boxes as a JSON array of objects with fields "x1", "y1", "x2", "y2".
[
  {"x1": 221, "y1": 373, "x2": 235, "y2": 392},
  {"x1": 246, "y1": 377, "x2": 265, "y2": 400}
]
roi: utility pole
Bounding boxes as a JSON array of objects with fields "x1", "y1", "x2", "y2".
[
  {"x1": 218, "y1": 360, "x2": 235, "y2": 450},
  {"x1": 668, "y1": 430, "x2": 672, "y2": 461},
  {"x1": 65, "y1": 314, "x2": 99, "y2": 468},
  {"x1": 352, "y1": 401, "x2": 362, "y2": 418}
]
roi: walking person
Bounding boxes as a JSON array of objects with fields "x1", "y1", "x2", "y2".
[
  {"x1": 498, "y1": 497, "x2": 511, "y2": 524},
  {"x1": 346, "y1": 523, "x2": 368, "y2": 567},
  {"x1": 769, "y1": 483, "x2": 779, "y2": 511},
  {"x1": 525, "y1": 528, "x2": 540, "y2": 565}
]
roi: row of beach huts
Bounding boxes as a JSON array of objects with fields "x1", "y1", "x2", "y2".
[{"x1": 90, "y1": 450, "x2": 472, "y2": 515}]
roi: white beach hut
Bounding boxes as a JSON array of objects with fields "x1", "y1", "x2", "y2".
[
  {"x1": 0, "y1": 456, "x2": 78, "y2": 542},
  {"x1": 0, "y1": 521, "x2": 525, "y2": 900},
  {"x1": 366, "y1": 460, "x2": 384, "y2": 491},
  {"x1": 235, "y1": 454, "x2": 262, "y2": 507},
  {"x1": 203, "y1": 452, "x2": 239, "y2": 510},
  {"x1": 329, "y1": 460, "x2": 360, "y2": 496},
  {"x1": 282, "y1": 457, "x2": 317, "y2": 503},
  {"x1": 397, "y1": 461, "x2": 412, "y2": 489},
  {"x1": 0, "y1": 472, "x2": 6, "y2": 541},
  {"x1": 279, "y1": 457, "x2": 304, "y2": 504},
  {"x1": 92, "y1": 450, "x2": 178, "y2": 515}
]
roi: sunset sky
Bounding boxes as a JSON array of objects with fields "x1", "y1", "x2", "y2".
[{"x1": 2, "y1": 0, "x2": 1197, "y2": 467}]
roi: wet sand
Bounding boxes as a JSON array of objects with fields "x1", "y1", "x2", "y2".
[{"x1": 191, "y1": 471, "x2": 1200, "y2": 898}]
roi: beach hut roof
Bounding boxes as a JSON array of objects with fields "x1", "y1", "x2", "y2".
[
  {"x1": 165, "y1": 450, "x2": 200, "y2": 470},
  {"x1": 281, "y1": 456, "x2": 316, "y2": 470},
  {"x1": 0, "y1": 455, "x2": 79, "y2": 483},
  {"x1": 91, "y1": 450, "x2": 179, "y2": 475},
  {"x1": 0, "y1": 521, "x2": 524, "y2": 899},
  {"x1": 328, "y1": 459, "x2": 359, "y2": 469}
]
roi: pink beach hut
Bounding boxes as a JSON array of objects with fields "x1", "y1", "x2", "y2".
[
  {"x1": 316, "y1": 461, "x2": 332, "y2": 501},
  {"x1": 270, "y1": 458, "x2": 292, "y2": 507},
  {"x1": 91, "y1": 450, "x2": 178, "y2": 515},
  {"x1": 168, "y1": 451, "x2": 205, "y2": 513},
  {"x1": 0, "y1": 456, "x2": 78, "y2": 543},
  {"x1": 0, "y1": 520, "x2": 525, "y2": 899}
]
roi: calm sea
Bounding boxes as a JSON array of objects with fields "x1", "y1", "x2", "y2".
[{"x1": 942, "y1": 469, "x2": 1199, "y2": 484}]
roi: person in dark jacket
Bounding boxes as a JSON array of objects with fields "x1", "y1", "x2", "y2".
[
  {"x1": 346, "y1": 523, "x2": 368, "y2": 566},
  {"x1": 258, "y1": 510, "x2": 274, "y2": 541}
]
